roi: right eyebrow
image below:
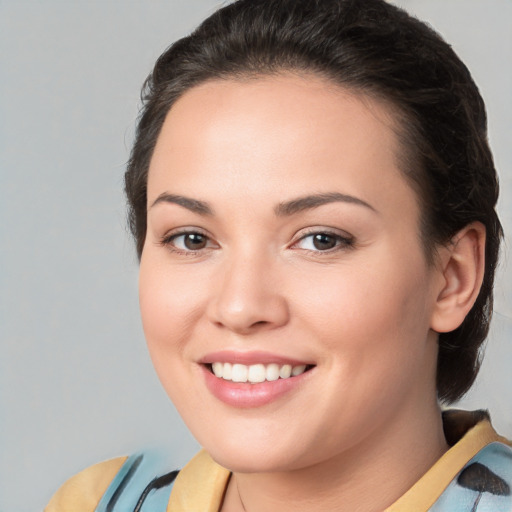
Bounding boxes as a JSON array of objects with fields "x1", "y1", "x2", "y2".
[
  {"x1": 275, "y1": 192, "x2": 377, "y2": 216},
  {"x1": 149, "y1": 193, "x2": 214, "y2": 216}
]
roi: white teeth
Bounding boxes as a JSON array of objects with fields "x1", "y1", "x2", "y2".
[
  {"x1": 266, "y1": 363, "x2": 280, "y2": 381},
  {"x1": 222, "y1": 362, "x2": 232, "y2": 380},
  {"x1": 292, "y1": 364, "x2": 306, "y2": 376},
  {"x1": 210, "y1": 362, "x2": 309, "y2": 383},
  {"x1": 279, "y1": 364, "x2": 292, "y2": 379},
  {"x1": 212, "y1": 362, "x2": 223, "y2": 378},
  {"x1": 231, "y1": 363, "x2": 248, "y2": 382},
  {"x1": 248, "y1": 364, "x2": 266, "y2": 383}
]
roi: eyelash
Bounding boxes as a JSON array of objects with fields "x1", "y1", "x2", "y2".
[{"x1": 159, "y1": 228, "x2": 355, "y2": 255}]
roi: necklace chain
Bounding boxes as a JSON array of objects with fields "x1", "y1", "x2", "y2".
[{"x1": 235, "y1": 476, "x2": 248, "y2": 512}]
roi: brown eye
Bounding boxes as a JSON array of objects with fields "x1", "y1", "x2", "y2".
[
  {"x1": 163, "y1": 231, "x2": 212, "y2": 252},
  {"x1": 294, "y1": 231, "x2": 354, "y2": 252},
  {"x1": 183, "y1": 233, "x2": 208, "y2": 250},
  {"x1": 312, "y1": 233, "x2": 337, "y2": 250}
]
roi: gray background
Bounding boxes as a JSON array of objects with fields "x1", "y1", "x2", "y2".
[{"x1": 1, "y1": 1, "x2": 511, "y2": 511}]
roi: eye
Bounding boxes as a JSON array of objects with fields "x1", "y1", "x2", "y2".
[
  {"x1": 161, "y1": 230, "x2": 216, "y2": 253},
  {"x1": 174, "y1": 233, "x2": 208, "y2": 250},
  {"x1": 294, "y1": 231, "x2": 354, "y2": 252}
]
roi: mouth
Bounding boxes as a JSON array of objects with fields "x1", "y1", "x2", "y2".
[
  {"x1": 206, "y1": 362, "x2": 315, "y2": 384},
  {"x1": 199, "y1": 351, "x2": 316, "y2": 407}
]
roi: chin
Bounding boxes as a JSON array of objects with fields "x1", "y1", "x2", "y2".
[
  {"x1": 190, "y1": 413, "x2": 305, "y2": 471},
  {"x1": 208, "y1": 446, "x2": 302, "y2": 474},
  {"x1": 198, "y1": 425, "x2": 325, "y2": 474}
]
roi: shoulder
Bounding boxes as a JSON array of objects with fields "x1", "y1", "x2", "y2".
[
  {"x1": 388, "y1": 409, "x2": 512, "y2": 512},
  {"x1": 45, "y1": 452, "x2": 181, "y2": 512},
  {"x1": 45, "y1": 456, "x2": 128, "y2": 512},
  {"x1": 428, "y1": 441, "x2": 512, "y2": 511},
  {"x1": 168, "y1": 450, "x2": 231, "y2": 511}
]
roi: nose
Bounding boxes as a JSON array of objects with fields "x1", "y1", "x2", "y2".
[{"x1": 206, "y1": 255, "x2": 290, "y2": 334}]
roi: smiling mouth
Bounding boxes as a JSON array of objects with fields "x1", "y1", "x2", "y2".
[{"x1": 206, "y1": 362, "x2": 315, "y2": 384}]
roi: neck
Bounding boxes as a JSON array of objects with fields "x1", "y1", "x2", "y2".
[{"x1": 222, "y1": 402, "x2": 448, "y2": 512}]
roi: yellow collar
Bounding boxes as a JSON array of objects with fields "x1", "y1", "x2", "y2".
[
  {"x1": 167, "y1": 449, "x2": 230, "y2": 512},
  {"x1": 168, "y1": 410, "x2": 510, "y2": 512},
  {"x1": 386, "y1": 410, "x2": 510, "y2": 511}
]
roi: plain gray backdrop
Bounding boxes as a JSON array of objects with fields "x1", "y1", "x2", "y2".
[{"x1": 1, "y1": 1, "x2": 511, "y2": 511}]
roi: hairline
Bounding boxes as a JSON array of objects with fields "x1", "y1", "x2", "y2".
[{"x1": 142, "y1": 68, "x2": 440, "y2": 266}]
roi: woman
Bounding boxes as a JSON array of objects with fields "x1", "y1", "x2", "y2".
[{"x1": 46, "y1": 0, "x2": 511, "y2": 510}]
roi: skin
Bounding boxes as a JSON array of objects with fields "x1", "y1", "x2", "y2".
[{"x1": 139, "y1": 74, "x2": 484, "y2": 511}]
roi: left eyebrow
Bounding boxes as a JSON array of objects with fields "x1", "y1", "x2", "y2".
[{"x1": 275, "y1": 192, "x2": 377, "y2": 216}]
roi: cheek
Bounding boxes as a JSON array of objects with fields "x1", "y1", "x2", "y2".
[
  {"x1": 138, "y1": 260, "x2": 209, "y2": 417},
  {"x1": 138, "y1": 258, "x2": 205, "y2": 367},
  {"x1": 291, "y1": 251, "x2": 434, "y2": 363},
  {"x1": 294, "y1": 260, "x2": 435, "y2": 428}
]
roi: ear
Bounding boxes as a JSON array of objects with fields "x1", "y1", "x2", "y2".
[{"x1": 430, "y1": 222, "x2": 486, "y2": 333}]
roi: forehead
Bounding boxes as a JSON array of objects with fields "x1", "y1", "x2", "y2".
[{"x1": 147, "y1": 73, "x2": 418, "y2": 220}]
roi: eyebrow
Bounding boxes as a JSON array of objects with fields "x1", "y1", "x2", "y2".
[
  {"x1": 150, "y1": 191, "x2": 376, "y2": 217},
  {"x1": 150, "y1": 193, "x2": 214, "y2": 215},
  {"x1": 275, "y1": 192, "x2": 377, "y2": 216}
]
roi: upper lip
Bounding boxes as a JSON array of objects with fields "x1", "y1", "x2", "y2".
[{"x1": 198, "y1": 350, "x2": 315, "y2": 366}]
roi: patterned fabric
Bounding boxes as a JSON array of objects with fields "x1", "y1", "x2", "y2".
[
  {"x1": 429, "y1": 442, "x2": 512, "y2": 512},
  {"x1": 94, "y1": 452, "x2": 178, "y2": 512},
  {"x1": 46, "y1": 409, "x2": 511, "y2": 512},
  {"x1": 95, "y1": 441, "x2": 512, "y2": 512}
]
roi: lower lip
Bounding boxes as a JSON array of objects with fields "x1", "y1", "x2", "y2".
[{"x1": 201, "y1": 365, "x2": 311, "y2": 408}]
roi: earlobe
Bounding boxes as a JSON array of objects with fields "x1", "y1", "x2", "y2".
[{"x1": 430, "y1": 222, "x2": 486, "y2": 333}]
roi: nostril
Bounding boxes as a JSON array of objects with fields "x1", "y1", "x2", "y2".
[{"x1": 252, "y1": 320, "x2": 269, "y2": 327}]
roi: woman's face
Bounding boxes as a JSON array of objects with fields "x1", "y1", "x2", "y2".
[{"x1": 139, "y1": 74, "x2": 443, "y2": 472}]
